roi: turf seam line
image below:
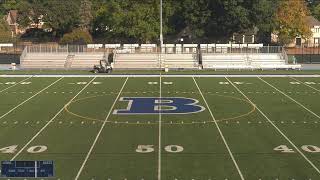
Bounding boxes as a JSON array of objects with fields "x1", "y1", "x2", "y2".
[
  {"x1": 193, "y1": 77, "x2": 245, "y2": 180},
  {"x1": 226, "y1": 77, "x2": 320, "y2": 175},
  {"x1": 74, "y1": 77, "x2": 129, "y2": 180},
  {"x1": 258, "y1": 77, "x2": 320, "y2": 120},
  {"x1": 0, "y1": 76, "x2": 33, "y2": 93},
  {"x1": 10, "y1": 77, "x2": 97, "y2": 161},
  {"x1": 0, "y1": 77, "x2": 63, "y2": 121}
]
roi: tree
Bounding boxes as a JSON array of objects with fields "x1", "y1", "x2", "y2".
[
  {"x1": 275, "y1": 0, "x2": 312, "y2": 45},
  {"x1": 311, "y1": 3, "x2": 320, "y2": 20},
  {"x1": 17, "y1": 0, "x2": 44, "y2": 29},
  {"x1": 41, "y1": 0, "x2": 80, "y2": 37},
  {"x1": 79, "y1": 0, "x2": 93, "y2": 31},
  {"x1": 174, "y1": 0, "x2": 211, "y2": 39},
  {"x1": 250, "y1": 0, "x2": 279, "y2": 43},
  {"x1": 60, "y1": 28, "x2": 92, "y2": 44},
  {"x1": 93, "y1": 0, "x2": 161, "y2": 43},
  {"x1": 0, "y1": 18, "x2": 14, "y2": 42}
]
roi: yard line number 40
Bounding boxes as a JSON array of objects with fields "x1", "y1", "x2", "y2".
[
  {"x1": 274, "y1": 145, "x2": 320, "y2": 153},
  {"x1": 0, "y1": 145, "x2": 47, "y2": 154}
]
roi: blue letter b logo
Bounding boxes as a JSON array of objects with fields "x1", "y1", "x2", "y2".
[{"x1": 113, "y1": 97, "x2": 205, "y2": 115}]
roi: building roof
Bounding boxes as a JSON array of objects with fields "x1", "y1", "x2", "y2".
[
  {"x1": 8, "y1": 10, "x2": 18, "y2": 24},
  {"x1": 306, "y1": 16, "x2": 320, "y2": 27}
]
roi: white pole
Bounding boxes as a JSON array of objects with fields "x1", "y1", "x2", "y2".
[
  {"x1": 160, "y1": 0, "x2": 163, "y2": 46},
  {"x1": 159, "y1": 0, "x2": 163, "y2": 70}
]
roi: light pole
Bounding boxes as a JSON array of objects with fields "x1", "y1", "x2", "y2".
[
  {"x1": 160, "y1": 0, "x2": 163, "y2": 46},
  {"x1": 159, "y1": 0, "x2": 163, "y2": 70}
]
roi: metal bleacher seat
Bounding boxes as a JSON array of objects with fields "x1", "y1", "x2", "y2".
[
  {"x1": 70, "y1": 53, "x2": 105, "y2": 69},
  {"x1": 21, "y1": 53, "x2": 68, "y2": 69},
  {"x1": 113, "y1": 53, "x2": 159, "y2": 69}
]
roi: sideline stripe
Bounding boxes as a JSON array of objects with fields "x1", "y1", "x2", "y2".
[
  {"x1": 226, "y1": 77, "x2": 320, "y2": 175},
  {"x1": 2, "y1": 74, "x2": 320, "y2": 78},
  {"x1": 75, "y1": 77, "x2": 129, "y2": 180},
  {"x1": 193, "y1": 77, "x2": 245, "y2": 180},
  {"x1": 290, "y1": 77, "x2": 320, "y2": 93},
  {"x1": 10, "y1": 77, "x2": 97, "y2": 161},
  {"x1": 259, "y1": 77, "x2": 320, "y2": 120},
  {"x1": 0, "y1": 77, "x2": 63, "y2": 121},
  {"x1": 158, "y1": 73, "x2": 162, "y2": 180},
  {"x1": 0, "y1": 76, "x2": 33, "y2": 93}
]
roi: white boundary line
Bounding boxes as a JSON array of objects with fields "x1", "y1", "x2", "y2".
[
  {"x1": 225, "y1": 77, "x2": 320, "y2": 175},
  {"x1": 0, "y1": 77, "x2": 63, "y2": 121},
  {"x1": 10, "y1": 77, "x2": 97, "y2": 161},
  {"x1": 75, "y1": 77, "x2": 129, "y2": 180},
  {"x1": 2, "y1": 74, "x2": 320, "y2": 78},
  {"x1": 0, "y1": 76, "x2": 33, "y2": 93},
  {"x1": 258, "y1": 77, "x2": 320, "y2": 120},
  {"x1": 193, "y1": 77, "x2": 245, "y2": 180},
  {"x1": 158, "y1": 73, "x2": 162, "y2": 180},
  {"x1": 290, "y1": 77, "x2": 320, "y2": 93}
]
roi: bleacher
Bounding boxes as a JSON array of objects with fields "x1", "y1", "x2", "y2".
[
  {"x1": 113, "y1": 44, "x2": 199, "y2": 69},
  {"x1": 19, "y1": 43, "x2": 302, "y2": 70},
  {"x1": 201, "y1": 44, "x2": 301, "y2": 70},
  {"x1": 202, "y1": 54, "x2": 246, "y2": 69},
  {"x1": 162, "y1": 54, "x2": 198, "y2": 69},
  {"x1": 69, "y1": 53, "x2": 105, "y2": 69},
  {"x1": 113, "y1": 53, "x2": 159, "y2": 69},
  {"x1": 21, "y1": 53, "x2": 68, "y2": 69}
]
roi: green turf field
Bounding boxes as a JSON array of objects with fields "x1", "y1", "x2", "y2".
[{"x1": 0, "y1": 75, "x2": 320, "y2": 179}]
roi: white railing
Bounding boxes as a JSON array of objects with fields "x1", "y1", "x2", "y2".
[{"x1": 20, "y1": 46, "x2": 28, "y2": 63}]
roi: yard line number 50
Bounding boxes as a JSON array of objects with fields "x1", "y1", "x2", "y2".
[{"x1": 136, "y1": 145, "x2": 184, "y2": 153}]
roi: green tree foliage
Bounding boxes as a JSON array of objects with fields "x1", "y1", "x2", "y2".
[
  {"x1": 93, "y1": 0, "x2": 161, "y2": 43},
  {"x1": 0, "y1": 0, "x2": 315, "y2": 44},
  {"x1": 79, "y1": 0, "x2": 93, "y2": 31},
  {"x1": 16, "y1": 0, "x2": 44, "y2": 28},
  {"x1": 60, "y1": 28, "x2": 93, "y2": 44},
  {"x1": 0, "y1": 0, "x2": 20, "y2": 15},
  {"x1": 0, "y1": 18, "x2": 13, "y2": 42},
  {"x1": 42, "y1": 0, "x2": 80, "y2": 36}
]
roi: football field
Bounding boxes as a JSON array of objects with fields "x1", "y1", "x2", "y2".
[{"x1": 0, "y1": 75, "x2": 320, "y2": 179}]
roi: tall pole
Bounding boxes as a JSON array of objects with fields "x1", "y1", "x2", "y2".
[
  {"x1": 160, "y1": 0, "x2": 163, "y2": 46},
  {"x1": 159, "y1": 0, "x2": 163, "y2": 70}
]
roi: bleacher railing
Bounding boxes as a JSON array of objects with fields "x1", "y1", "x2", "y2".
[
  {"x1": 200, "y1": 46, "x2": 283, "y2": 54},
  {"x1": 22, "y1": 44, "x2": 284, "y2": 55},
  {"x1": 25, "y1": 45, "x2": 106, "y2": 54}
]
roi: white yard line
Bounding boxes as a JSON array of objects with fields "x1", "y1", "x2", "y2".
[
  {"x1": 225, "y1": 77, "x2": 320, "y2": 175},
  {"x1": 158, "y1": 73, "x2": 162, "y2": 180},
  {"x1": 0, "y1": 77, "x2": 63, "y2": 121},
  {"x1": 0, "y1": 76, "x2": 33, "y2": 93},
  {"x1": 258, "y1": 77, "x2": 320, "y2": 120},
  {"x1": 74, "y1": 77, "x2": 129, "y2": 180},
  {"x1": 290, "y1": 77, "x2": 320, "y2": 93},
  {"x1": 10, "y1": 77, "x2": 97, "y2": 161},
  {"x1": 193, "y1": 77, "x2": 245, "y2": 180}
]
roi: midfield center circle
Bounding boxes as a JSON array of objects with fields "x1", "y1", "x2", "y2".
[{"x1": 64, "y1": 94, "x2": 256, "y2": 125}]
